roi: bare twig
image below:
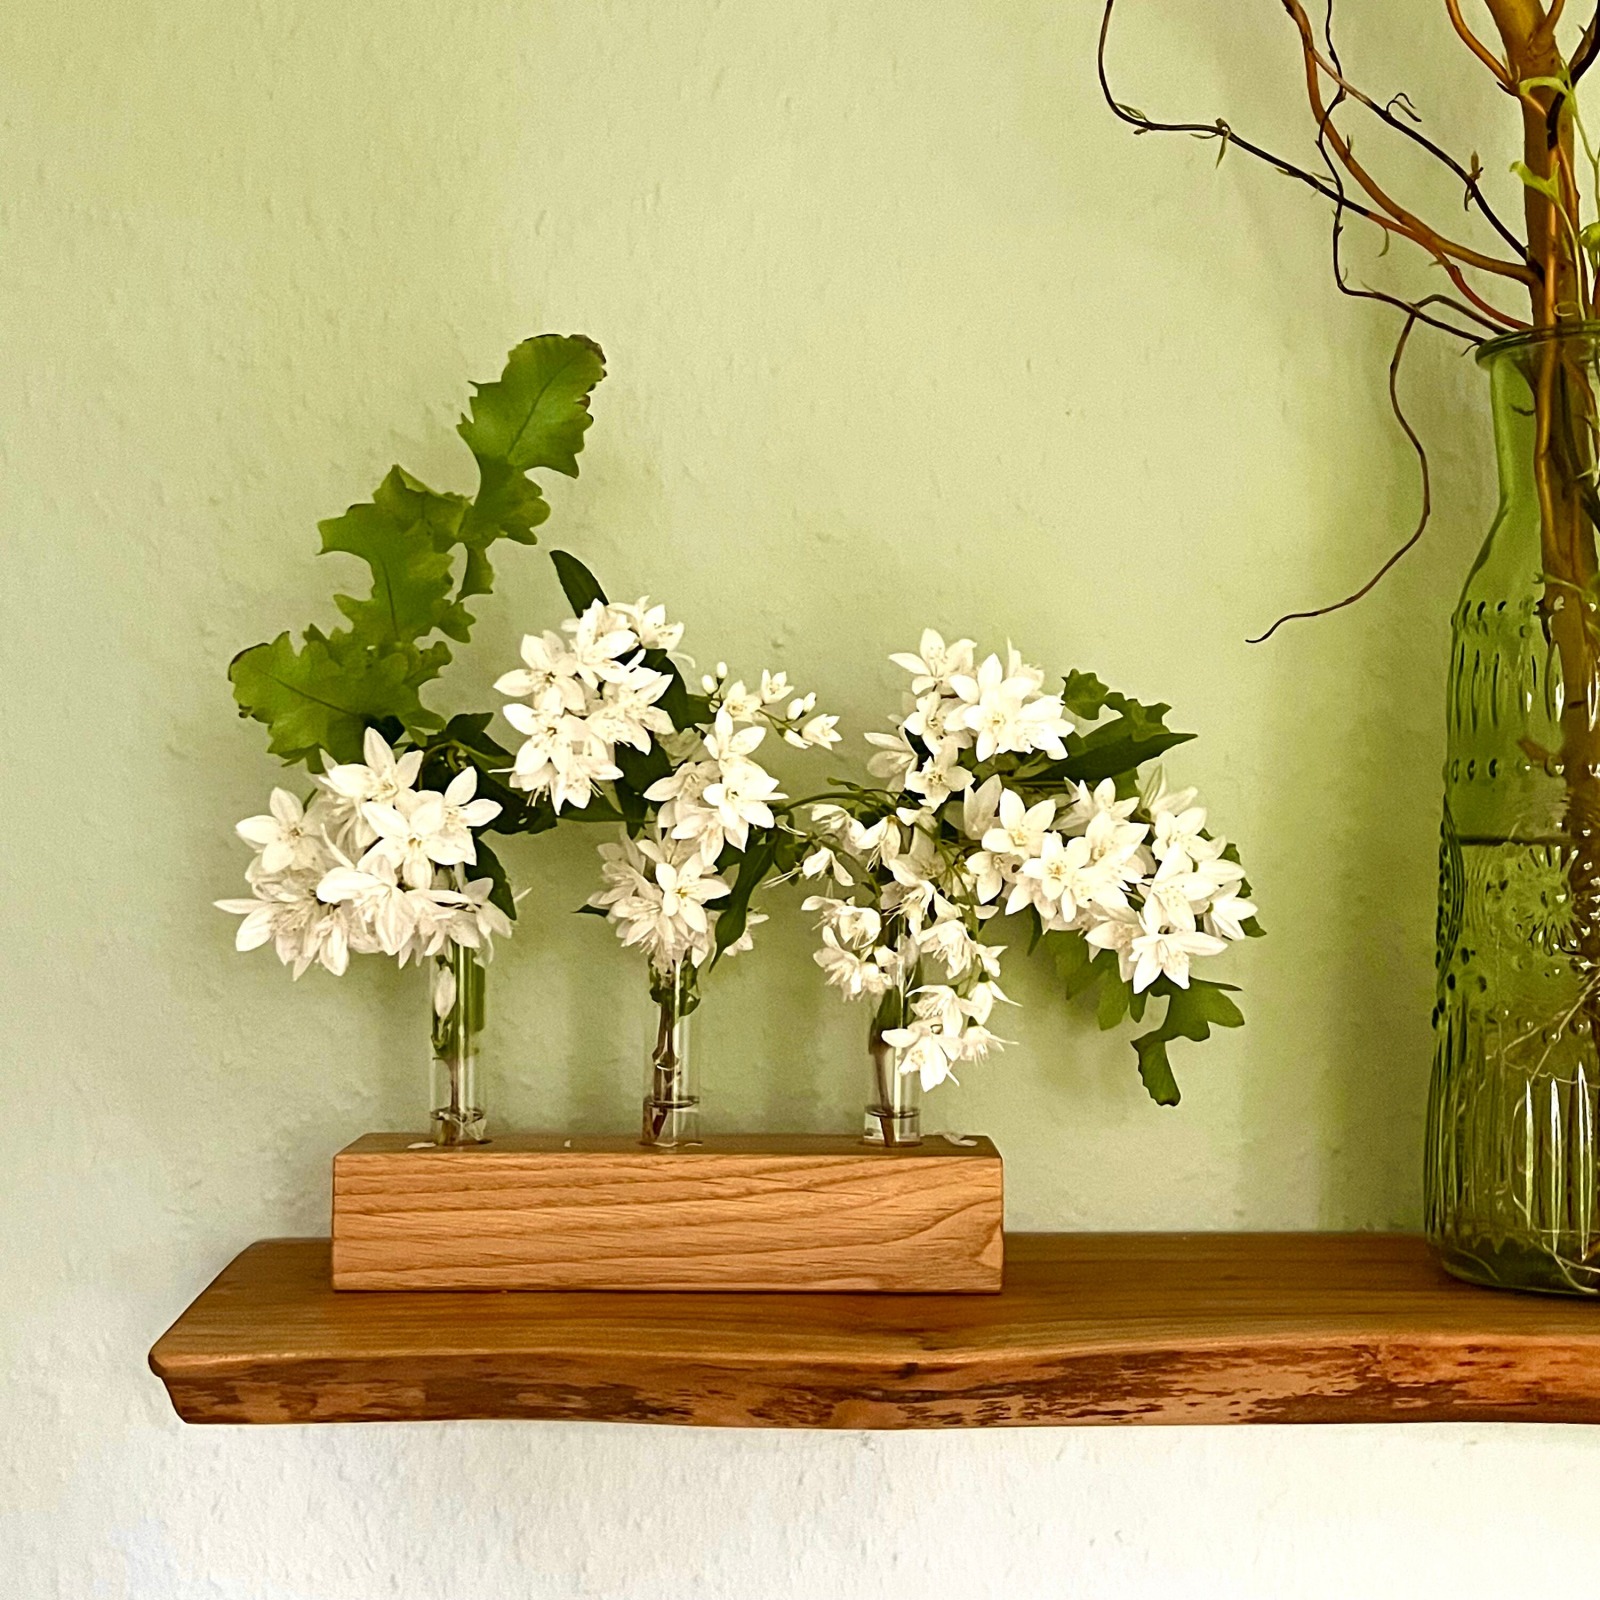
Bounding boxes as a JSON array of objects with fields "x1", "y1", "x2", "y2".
[
  {"x1": 1249, "y1": 309, "x2": 1433, "y2": 641},
  {"x1": 1280, "y1": 1, "x2": 1535, "y2": 292},
  {"x1": 1305, "y1": 47, "x2": 1528, "y2": 257},
  {"x1": 1099, "y1": 0, "x2": 1530, "y2": 333}
]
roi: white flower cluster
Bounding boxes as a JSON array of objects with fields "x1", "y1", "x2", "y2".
[
  {"x1": 585, "y1": 665, "x2": 838, "y2": 972},
  {"x1": 966, "y1": 767, "x2": 1255, "y2": 993},
  {"x1": 217, "y1": 729, "x2": 510, "y2": 998},
  {"x1": 496, "y1": 598, "x2": 684, "y2": 812},
  {"x1": 805, "y1": 630, "x2": 1256, "y2": 1091},
  {"x1": 498, "y1": 598, "x2": 837, "y2": 978},
  {"x1": 802, "y1": 806, "x2": 1008, "y2": 1091},
  {"x1": 865, "y1": 630, "x2": 1075, "y2": 806}
]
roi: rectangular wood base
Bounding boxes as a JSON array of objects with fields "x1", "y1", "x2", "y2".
[{"x1": 331, "y1": 1133, "x2": 1004, "y2": 1293}]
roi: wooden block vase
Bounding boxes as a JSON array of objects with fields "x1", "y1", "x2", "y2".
[{"x1": 331, "y1": 1133, "x2": 1004, "y2": 1293}]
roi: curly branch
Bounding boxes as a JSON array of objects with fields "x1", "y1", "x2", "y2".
[
  {"x1": 1281, "y1": 1, "x2": 1535, "y2": 289},
  {"x1": 1097, "y1": 1, "x2": 1401, "y2": 228},
  {"x1": 1445, "y1": 0, "x2": 1517, "y2": 87},
  {"x1": 1249, "y1": 309, "x2": 1433, "y2": 642},
  {"x1": 1100, "y1": 0, "x2": 1530, "y2": 334},
  {"x1": 1306, "y1": 46, "x2": 1528, "y2": 257}
]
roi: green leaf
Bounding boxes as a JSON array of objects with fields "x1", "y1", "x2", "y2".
[
  {"x1": 460, "y1": 456, "x2": 552, "y2": 549},
  {"x1": 1163, "y1": 979, "x2": 1245, "y2": 1038},
  {"x1": 550, "y1": 548, "x2": 607, "y2": 614},
  {"x1": 1097, "y1": 973, "x2": 1131, "y2": 1031},
  {"x1": 459, "y1": 546, "x2": 496, "y2": 601},
  {"x1": 229, "y1": 628, "x2": 443, "y2": 767},
  {"x1": 458, "y1": 334, "x2": 607, "y2": 477},
  {"x1": 1128, "y1": 979, "x2": 1245, "y2": 1107},
  {"x1": 1511, "y1": 159, "x2": 1562, "y2": 202},
  {"x1": 711, "y1": 832, "x2": 778, "y2": 961},
  {"x1": 471, "y1": 838, "x2": 517, "y2": 923},
  {"x1": 1053, "y1": 724, "x2": 1195, "y2": 786},
  {"x1": 1061, "y1": 670, "x2": 1112, "y2": 722},
  {"x1": 319, "y1": 466, "x2": 473, "y2": 648},
  {"x1": 1046, "y1": 931, "x2": 1115, "y2": 1001},
  {"x1": 1132, "y1": 1035, "x2": 1182, "y2": 1106}
]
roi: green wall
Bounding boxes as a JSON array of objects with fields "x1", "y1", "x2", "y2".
[{"x1": 11, "y1": 4, "x2": 1576, "y2": 1596}]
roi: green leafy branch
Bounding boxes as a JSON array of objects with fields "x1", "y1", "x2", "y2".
[{"x1": 229, "y1": 335, "x2": 606, "y2": 766}]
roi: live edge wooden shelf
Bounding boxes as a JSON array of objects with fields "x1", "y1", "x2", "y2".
[{"x1": 149, "y1": 1232, "x2": 1600, "y2": 1429}]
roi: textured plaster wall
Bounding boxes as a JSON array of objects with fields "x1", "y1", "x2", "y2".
[{"x1": 9, "y1": 1, "x2": 1600, "y2": 1596}]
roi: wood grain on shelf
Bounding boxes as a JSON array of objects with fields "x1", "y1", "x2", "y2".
[
  {"x1": 151, "y1": 1232, "x2": 1600, "y2": 1428},
  {"x1": 331, "y1": 1133, "x2": 1004, "y2": 1293}
]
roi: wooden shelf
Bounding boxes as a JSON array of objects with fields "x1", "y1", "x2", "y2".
[{"x1": 149, "y1": 1233, "x2": 1600, "y2": 1428}]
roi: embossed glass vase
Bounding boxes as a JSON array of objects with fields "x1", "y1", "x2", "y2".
[{"x1": 1427, "y1": 325, "x2": 1600, "y2": 1293}]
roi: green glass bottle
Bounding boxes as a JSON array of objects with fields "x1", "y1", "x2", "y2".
[{"x1": 1427, "y1": 325, "x2": 1600, "y2": 1293}]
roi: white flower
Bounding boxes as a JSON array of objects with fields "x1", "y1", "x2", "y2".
[
  {"x1": 320, "y1": 727, "x2": 424, "y2": 809},
  {"x1": 981, "y1": 789, "x2": 1056, "y2": 862},
  {"x1": 1204, "y1": 893, "x2": 1258, "y2": 942},
  {"x1": 216, "y1": 864, "x2": 356, "y2": 979},
  {"x1": 1152, "y1": 804, "x2": 1210, "y2": 870},
  {"x1": 562, "y1": 600, "x2": 641, "y2": 687},
  {"x1": 760, "y1": 669, "x2": 792, "y2": 705},
  {"x1": 715, "y1": 679, "x2": 761, "y2": 722},
  {"x1": 235, "y1": 788, "x2": 327, "y2": 875},
  {"x1": 902, "y1": 692, "x2": 960, "y2": 749},
  {"x1": 1141, "y1": 855, "x2": 1212, "y2": 933},
  {"x1": 494, "y1": 631, "x2": 587, "y2": 711},
  {"x1": 1059, "y1": 778, "x2": 1139, "y2": 834},
  {"x1": 961, "y1": 774, "x2": 1005, "y2": 842},
  {"x1": 882, "y1": 1020, "x2": 964, "y2": 1091},
  {"x1": 362, "y1": 789, "x2": 474, "y2": 889},
  {"x1": 437, "y1": 767, "x2": 502, "y2": 850},
  {"x1": 917, "y1": 915, "x2": 981, "y2": 978},
  {"x1": 911, "y1": 983, "x2": 966, "y2": 1034},
  {"x1": 962, "y1": 979, "x2": 1011, "y2": 1027},
  {"x1": 889, "y1": 629, "x2": 977, "y2": 695},
  {"x1": 436, "y1": 876, "x2": 514, "y2": 957},
  {"x1": 431, "y1": 959, "x2": 460, "y2": 1018},
  {"x1": 949, "y1": 653, "x2": 1071, "y2": 762},
  {"x1": 801, "y1": 846, "x2": 852, "y2": 887},
  {"x1": 797, "y1": 713, "x2": 841, "y2": 750},
  {"x1": 814, "y1": 928, "x2": 892, "y2": 999},
  {"x1": 588, "y1": 668, "x2": 674, "y2": 753},
  {"x1": 702, "y1": 709, "x2": 766, "y2": 767},
  {"x1": 802, "y1": 894, "x2": 882, "y2": 949},
  {"x1": 865, "y1": 727, "x2": 919, "y2": 788},
  {"x1": 1083, "y1": 907, "x2": 1141, "y2": 985},
  {"x1": 316, "y1": 852, "x2": 417, "y2": 956},
  {"x1": 965, "y1": 849, "x2": 1009, "y2": 905},
  {"x1": 701, "y1": 758, "x2": 784, "y2": 853},
  {"x1": 904, "y1": 740, "x2": 975, "y2": 808},
  {"x1": 1083, "y1": 810, "x2": 1151, "y2": 885},
  {"x1": 614, "y1": 597, "x2": 684, "y2": 652},
  {"x1": 590, "y1": 830, "x2": 730, "y2": 969},
  {"x1": 1129, "y1": 906, "x2": 1228, "y2": 993},
  {"x1": 1017, "y1": 831, "x2": 1115, "y2": 921}
]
